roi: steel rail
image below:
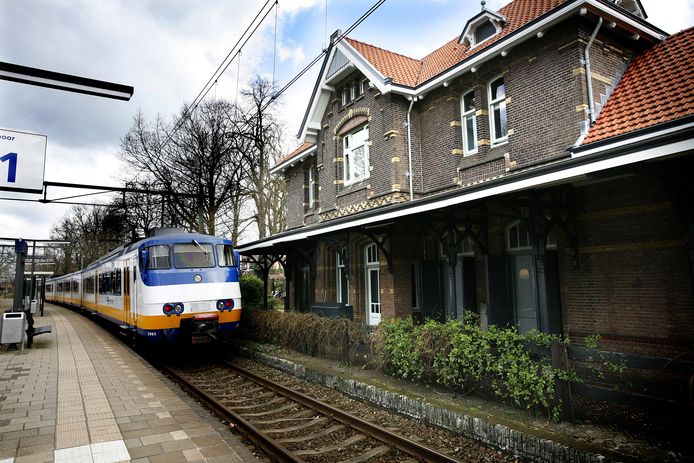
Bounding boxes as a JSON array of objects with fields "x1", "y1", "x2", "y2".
[
  {"x1": 222, "y1": 360, "x2": 460, "y2": 463},
  {"x1": 161, "y1": 365, "x2": 303, "y2": 463}
]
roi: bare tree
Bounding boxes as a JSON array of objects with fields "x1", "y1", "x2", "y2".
[
  {"x1": 120, "y1": 100, "x2": 251, "y2": 236},
  {"x1": 240, "y1": 76, "x2": 286, "y2": 238}
]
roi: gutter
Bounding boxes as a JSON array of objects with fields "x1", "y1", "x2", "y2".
[
  {"x1": 585, "y1": 17, "x2": 603, "y2": 125},
  {"x1": 238, "y1": 120, "x2": 693, "y2": 253},
  {"x1": 406, "y1": 97, "x2": 416, "y2": 201}
]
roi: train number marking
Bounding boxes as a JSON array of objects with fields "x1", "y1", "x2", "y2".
[{"x1": 1, "y1": 152, "x2": 18, "y2": 183}]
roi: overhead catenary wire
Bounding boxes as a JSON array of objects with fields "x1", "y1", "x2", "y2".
[
  {"x1": 162, "y1": 0, "x2": 277, "y2": 147},
  {"x1": 272, "y1": 0, "x2": 279, "y2": 84},
  {"x1": 264, "y1": 0, "x2": 386, "y2": 111}
]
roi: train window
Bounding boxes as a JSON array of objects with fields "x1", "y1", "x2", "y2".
[
  {"x1": 173, "y1": 243, "x2": 215, "y2": 269},
  {"x1": 146, "y1": 245, "x2": 171, "y2": 270},
  {"x1": 72, "y1": 281, "x2": 79, "y2": 292},
  {"x1": 217, "y1": 244, "x2": 235, "y2": 267},
  {"x1": 114, "y1": 270, "x2": 121, "y2": 295}
]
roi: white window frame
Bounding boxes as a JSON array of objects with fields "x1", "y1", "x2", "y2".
[
  {"x1": 461, "y1": 89, "x2": 478, "y2": 155},
  {"x1": 359, "y1": 78, "x2": 368, "y2": 95},
  {"x1": 506, "y1": 221, "x2": 531, "y2": 251},
  {"x1": 440, "y1": 234, "x2": 475, "y2": 258},
  {"x1": 473, "y1": 19, "x2": 497, "y2": 46},
  {"x1": 488, "y1": 75, "x2": 508, "y2": 145},
  {"x1": 365, "y1": 243, "x2": 381, "y2": 325},
  {"x1": 336, "y1": 248, "x2": 349, "y2": 305},
  {"x1": 506, "y1": 221, "x2": 557, "y2": 251},
  {"x1": 341, "y1": 87, "x2": 349, "y2": 106},
  {"x1": 342, "y1": 125, "x2": 370, "y2": 186},
  {"x1": 307, "y1": 164, "x2": 316, "y2": 209}
]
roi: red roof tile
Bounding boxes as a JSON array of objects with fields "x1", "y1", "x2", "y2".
[
  {"x1": 344, "y1": 0, "x2": 564, "y2": 87},
  {"x1": 345, "y1": 38, "x2": 422, "y2": 87},
  {"x1": 583, "y1": 27, "x2": 694, "y2": 145},
  {"x1": 278, "y1": 142, "x2": 315, "y2": 165}
]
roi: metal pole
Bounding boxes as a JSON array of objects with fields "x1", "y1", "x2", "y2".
[
  {"x1": 29, "y1": 240, "x2": 36, "y2": 301},
  {"x1": 13, "y1": 239, "x2": 27, "y2": 311}
]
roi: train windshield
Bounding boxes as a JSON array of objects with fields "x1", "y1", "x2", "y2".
[
  {"x1": 147, "y1": 245, "x2": 171, "y2": 269},
  {"x1": 173, "y1": 243, "x2": 215, "y2": 268},
  {"x1": 217, "y1": 244, "x2": 235, "y2": 267}
]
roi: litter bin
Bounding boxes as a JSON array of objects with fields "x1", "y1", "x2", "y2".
[
  {"x1": 30, "y1": 300, "x2": 39, "y2": 314},
  {"x1": 0, "y1": 312, "x2": 26, "y2": 344}
]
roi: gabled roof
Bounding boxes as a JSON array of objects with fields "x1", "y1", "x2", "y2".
[
  {"x1": 345, "y1": 38, "x2": 422, "y2": 87},
  {"x1": 270, "y1": 142, "x2": 316, "y2": 174},
  {"x1": 582, "y1": 27, "x2": 694, "y2": 145},
  {"x1": 295, "y1": 0, "x2": 667, "y2": 146},
  {"x1": 344, "y1": 0, "x2": 564, "y2": 88}
]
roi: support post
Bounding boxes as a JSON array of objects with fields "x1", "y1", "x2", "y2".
[
  {"x1": 533, "y1": 231, "x2": 551, "y2": 333},
  {"x1": 262, "y1": 255, "x2": 270, "y2": 310},
  {"x1": 28, "y1": 240, "x2": 36, "y2": 302},
  {"x1": 13, "y1": 239, "x2": 27, "y2": 311},
  {"x1": 446, "y1": 228, "x2": 458, "y2": 320},
  {"x1": 551, "y1": 340, "x2": 574, "y2": 422}
]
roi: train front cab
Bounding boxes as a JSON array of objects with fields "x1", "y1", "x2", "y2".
[{"x1": 133, "y1": 240, "x2": 242, "y2": 345}]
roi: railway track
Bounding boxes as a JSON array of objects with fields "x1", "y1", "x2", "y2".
[{"x1": 164, "y1": 360, "x2": 461, "y2": 463}]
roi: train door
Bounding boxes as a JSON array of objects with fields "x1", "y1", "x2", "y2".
[
  {"x1": 129, "y1": 259, "x2": 138, "y2": 328},
  {"x1": 123, "y1": 262, "x2": 133, "y2": 327}
]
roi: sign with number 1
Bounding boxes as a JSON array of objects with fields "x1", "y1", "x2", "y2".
[{"x1": 0, "y1": 128, "x2": 47, "y2": 193}]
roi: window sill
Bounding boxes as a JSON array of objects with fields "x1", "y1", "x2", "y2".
[
  {"x1": 490, "y1": 138, "x2": 509, "y2": 148},
  {"x1": 337, "y1": 182, "x2": 368, "y2": 198}
]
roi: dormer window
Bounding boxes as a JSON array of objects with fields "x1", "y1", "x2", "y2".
[
  {"x1": 338, "y1": 75, "x2": 367, "y2": 109},
  {"x1": 474, "y1": 20, "x2": 496, "y2": 44},
  {"x1": 458, "y1": 9, "x2": 506, "y2": 48}
]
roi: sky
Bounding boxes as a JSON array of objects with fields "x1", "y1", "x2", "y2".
[{"x1": 1, "y1": 0, "x2": 692, "y2": 244}]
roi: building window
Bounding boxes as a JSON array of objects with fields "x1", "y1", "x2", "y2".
[
  {"x1": 474, "y1": 20, "x2": 497, "y2": 44},
  {"x1": 341, "y1": 87, "x2": 349, "y2": 107},
  {"x1": 343, "y1": 125, "x2": 369, "y2": 185},
  {"x1": 308, "y1": 165, "x2": 316, "y2": 209},
  {"x1": 507, "y1": 221, "x2": 557, "y2": 251},
  {"x1": 488, "y1": 76, "x2": 508, "y2": 144},
  {"x1": 359, "y1": 78, "x2": 367, "y2": 95},
  {"x1": 365, "y1": 243, "x2": 380, "y2": 325},
  {"x1": 336, "y1": 248, "x2": 349, "y2": 305},
  {"x1": 461, "y1": 90, "x2": 477, "y2": 155},
  {"x1": 351, "y1": 81, "x2": 357, "y2": 101}
]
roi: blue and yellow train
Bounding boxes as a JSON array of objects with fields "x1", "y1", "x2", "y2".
[{"x1": 46, "y1": 228, "x2": 242, "y2": 344}]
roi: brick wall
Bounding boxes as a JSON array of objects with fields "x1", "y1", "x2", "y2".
[{"x1": 561, "y1": 175, "x2": 694, "y2": 356}]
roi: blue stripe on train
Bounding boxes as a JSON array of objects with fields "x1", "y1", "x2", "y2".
[{"x1": 140, "y1": 267, "x2": 239, "y2": 287}]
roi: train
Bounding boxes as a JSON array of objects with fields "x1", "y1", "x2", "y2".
[{"x1": 45, "y1": 228, "x2": 242, "y2": 345}]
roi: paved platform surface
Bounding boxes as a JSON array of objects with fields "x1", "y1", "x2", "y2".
[{"x1": 0, "y1": 304, "x2": 260, "y2": 463}]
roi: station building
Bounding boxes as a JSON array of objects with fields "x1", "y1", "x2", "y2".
[{"x1": 238, "y1": 0, "x2": 694, "y2": 357}]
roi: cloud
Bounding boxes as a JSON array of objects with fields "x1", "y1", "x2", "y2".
[
  {"x1": 641, "y1": 0, "x2": 694, "y2": 33},
  {"x1": 278, "y1": 40, "x2": 306, "y2": 64}
]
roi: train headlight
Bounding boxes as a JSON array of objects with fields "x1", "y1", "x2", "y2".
[
  {"x1": 163, "y1": 303, "x2": 174, "y2": 316},
  {"x1": 216, "y1": 299, "x2": 235, "y2": 311},
  {"x1": 193, "y1": 274, "x2": 202, "y2": 283},
  {"x1": 173, "y1": 303, "x2": 184, "y2": 315}
]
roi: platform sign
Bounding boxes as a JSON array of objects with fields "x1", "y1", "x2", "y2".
[{"x1": 0, "y1": 127, "x2": 47, "y2": 193}]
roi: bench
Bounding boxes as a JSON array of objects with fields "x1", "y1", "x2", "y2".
[
  {"x1": 33, "y1": 326, "x2": 52, "y2": 336},
  {"x1": 309, "y1": 302, "x2": 353, "y2": 320}
]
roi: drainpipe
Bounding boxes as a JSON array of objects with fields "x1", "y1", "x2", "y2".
[
  {"x1": 584, "y1": 17, "x2": 603, "y2": 125},
  {"x1": 406, "y1": 97, "x2": 416, "y2": 201}
]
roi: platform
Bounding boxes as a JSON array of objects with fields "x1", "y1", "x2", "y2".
[{"x1": 0, "y1": 304, "x2": 259, "y2": 463}]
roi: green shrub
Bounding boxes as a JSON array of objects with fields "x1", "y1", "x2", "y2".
[
  {"x1": 239, "y1": 273, "x2": 263, "y2": 309},
  {"x1": 374, "y1": 314, "x2": 580, "y2": 419}
]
